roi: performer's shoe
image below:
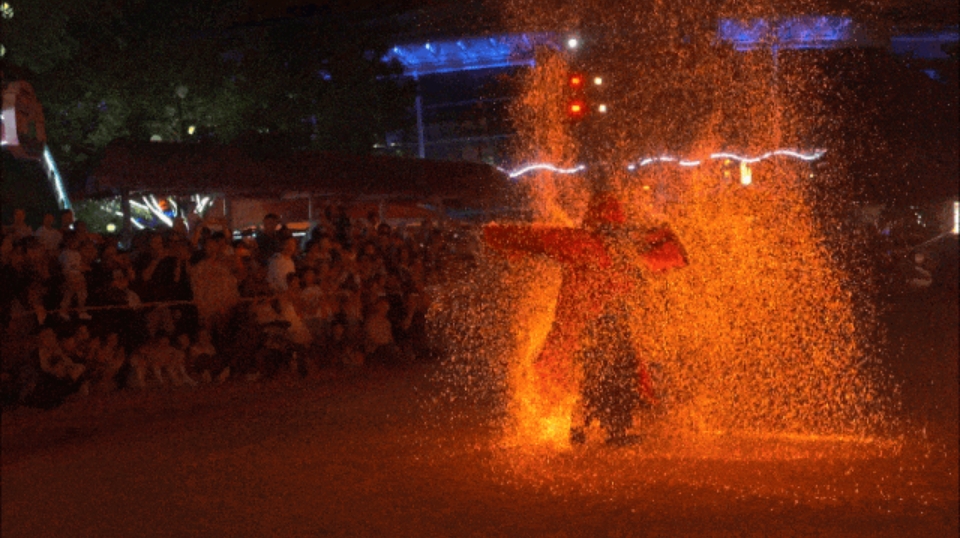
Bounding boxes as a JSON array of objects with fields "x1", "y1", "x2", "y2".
[{"x1": 569, "y1": 428, "x2": 586, "y2": 446}]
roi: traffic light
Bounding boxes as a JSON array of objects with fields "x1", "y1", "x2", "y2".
[
  {"x1": 567, "y1": 99, "x2": 587, "y2": 120},
  {"x1": 566, "y1": 72, "x2": 587, "y2": 122}
]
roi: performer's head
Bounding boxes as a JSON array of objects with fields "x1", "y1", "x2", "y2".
[{"x1": 582, "y1": 191, "x2": 626, "y2": 232}]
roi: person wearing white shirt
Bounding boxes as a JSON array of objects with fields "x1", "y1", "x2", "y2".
[{"x1": 267, "y1": 237, "x2": 298, "y2": 293}]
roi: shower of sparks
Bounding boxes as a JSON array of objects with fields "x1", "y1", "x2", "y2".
[{"x1": 429, "y1": 0, "x2": 896, "y2": 476}]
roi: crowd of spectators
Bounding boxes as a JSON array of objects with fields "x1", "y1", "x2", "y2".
[{"x1": 1, "y1": 204, "x2": 478, "y2": 409}]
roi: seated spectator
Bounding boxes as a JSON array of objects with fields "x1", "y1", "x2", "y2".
[
  {"x1": 328, "y1": 321, "x2": 364, "y2": 368},
  {"x1": 7, "y1": 280, "x2": 49, "y2": 334},
  {"x1": 129, "y1": 335, "x2": 197, "y2": 388},
  {"x1": 85, "y1": 333, "x2": 126, "y2": 395},
  {"x1": 190, "y1": 329, "x2": 228, "y2": 383},
  {"x1": 24, "y1": 328, "x2": 87, "y2": 408}
]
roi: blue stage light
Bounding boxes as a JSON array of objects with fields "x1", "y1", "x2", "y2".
[
  {"x1": 383, "y1": 32, "x2": 561, "y2": 76},
  {"x1": 717, "y1": 16, "x2": 860, "y2": 51}
]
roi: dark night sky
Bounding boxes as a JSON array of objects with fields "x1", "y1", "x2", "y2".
[{"x1": 241, "y1": 0, "x2": 455, "y2": 19}]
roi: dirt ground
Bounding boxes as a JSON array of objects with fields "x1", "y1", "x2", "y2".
[{"x1": 2, "y1": 285, "x2": 957, "y2": 537}]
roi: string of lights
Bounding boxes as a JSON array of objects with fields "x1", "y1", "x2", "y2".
[
  {"x1": 498, "y1": 163, "x2": 587, "y2": 178},
  {"x1": 505, "y1": 149, "x2": 827, "y2": 178}
]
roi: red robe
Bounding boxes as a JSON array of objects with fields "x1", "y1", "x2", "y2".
[{"x1": 484, "y1": 223, "x2": 687, "y2": 403}]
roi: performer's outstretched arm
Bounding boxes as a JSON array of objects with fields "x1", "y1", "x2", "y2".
[{"x1": 483, "y1": 224, "x2": 612, "y2": 268}]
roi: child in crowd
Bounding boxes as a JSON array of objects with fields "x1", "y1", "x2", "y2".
[
  {"x1": 340, "y1": 285, "x2": 364, "y2": 345},
  {"x1": 299, "y1": 268, "x2": 326, "y2": 343},
  {"x1": 190, "y1": 329, "x2": 229, "y2": 383},
  {"x1": 85, "y1": 333, "x2": 126, "y2": 394},
  {"x1": 129, "y1": 335, "x2": 197, "y2": 387},
  {"x1": 363, "y1": 297, "x2": 400, "y2": 367},
  {"x1": 58, "y1": 233, "x2": 92, "y2": 320}
]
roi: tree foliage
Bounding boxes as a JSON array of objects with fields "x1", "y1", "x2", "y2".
[{"x1": 2, "y1": 0, "x2": 414, "y2": 181}]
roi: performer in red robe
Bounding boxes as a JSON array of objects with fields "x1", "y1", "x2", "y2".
[{"x1": 483, "y1": 193, "x2": 687, "y2": 444}]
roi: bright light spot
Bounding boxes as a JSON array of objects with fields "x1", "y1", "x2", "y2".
[
  {"x1": 1, "y1": 2, "x2": 12, "y2": 19},
  {"x1": 598, "y1": 104, "x2": 608, "y2": 113},
  {"x1": 740, "y1": 161, "x2": 753, "y2": 185},
  {"x1": 106, "y1": 223, "x2": 117, "y2": 233},
  {"x1": 567, "y1": 37, "x2": 579, "y2": 49},
  {"x1": 953, "y1": 201, "x2": 958, "y2": 234},
  {"x1": 150, "y1": 135, "x2": 163, "y2": 142},
  {"x1": 642, "y1": 185, "x2": 651, "y2": 191},
  {"x1": 593, "y1": 76, "x2": 603, "y2": 85},
  {"x1": 187, "y1": 125, "x2": 196, "y2": 135}
]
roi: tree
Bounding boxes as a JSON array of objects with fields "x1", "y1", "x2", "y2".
[{"x1": 3, "y1": 0, "x2": 414, "y2": 185}]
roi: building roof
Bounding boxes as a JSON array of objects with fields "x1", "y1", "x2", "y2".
[{"x1": 93, "y1": 139, "x2": 513, "y2": 203}]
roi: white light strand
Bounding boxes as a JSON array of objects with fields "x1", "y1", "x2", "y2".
[
  {"x1": 707, "y1": 149, "x2": 827, "y2": 163},
  {"x1": 499, "y1": 163, "x2": 586, "y2": 178},
  {"x1": 505, "y1": 149, "x2": 826, "y2": 178}
]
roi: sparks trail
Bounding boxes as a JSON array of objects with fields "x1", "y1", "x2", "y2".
[{"x1": 429, "y1": 0, "x2": 892, "y2": 452}]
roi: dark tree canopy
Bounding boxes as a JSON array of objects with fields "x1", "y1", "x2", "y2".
[{"x1": 2, "y1": 0, "x2": 414, "y2": 181}]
